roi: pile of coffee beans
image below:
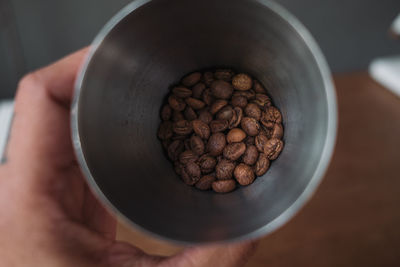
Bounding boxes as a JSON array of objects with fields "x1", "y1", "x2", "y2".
[{"x1": 158, "y1": 69, "x2": 284, "y2": 193}]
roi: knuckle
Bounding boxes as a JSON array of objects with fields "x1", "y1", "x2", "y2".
[{"x1": 15, "y1": 72, "x2": 46, "y2": 108}]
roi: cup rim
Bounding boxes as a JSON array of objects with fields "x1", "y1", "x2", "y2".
[{"x1": 71, "y1": 0, "x2": 338, "y2": 245}]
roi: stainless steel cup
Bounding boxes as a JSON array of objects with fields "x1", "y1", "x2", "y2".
[{"x1": 72, "y1": 0, "x2": 337, "y2": 244}]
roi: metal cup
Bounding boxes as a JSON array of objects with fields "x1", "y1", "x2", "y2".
[{"x1": 72, "y1": 0, "x2": 337, "y2": 244}]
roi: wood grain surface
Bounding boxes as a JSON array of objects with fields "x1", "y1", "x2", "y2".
[{"x1": 116, "y1": 73, "x2": 400, "y2": 266}]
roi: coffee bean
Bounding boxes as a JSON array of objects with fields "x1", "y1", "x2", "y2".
[
  {"x1": 161, "y1": 105, "x2": 172, "y2": 121},
  {"x1": 174, "y1": 161, "x2": 183, "y2": 175},
  {"x1": 253, "y1": 80, "x2": 266, "y2": 94},
  {"x1": 192, "y1": 83, "x2": 206, "y2": 99},
  {"x1": 212, "y1": 179, "x2": 236, "y2": 193},
  {"x1": 162, "y1": 139, "x2": 171, "y2": 150},
  {"x1": 245, "y1": 103, "x2": 261, "y2": 120},
  {"x1": 255, "y1": 134, "x2": 269, "y2": 153},
  {"x1": 233, "y1": 90, "x2": 255, "y2": 100},
  {"x1": 227, "y1": 128, "x2": 246, "y2": 143},
  {"x1": 190, "y1": 136, "x2": 205, "y2": 155},
  {"x1": 180, "y1": 167, "x2": 192, "y2": 185},
  {"x1": 214, "y1": 69, "x2": 234, "y2": 81},
  {"x1": 264, "y1": 138, "x2": 284, "y2": 160},
  {"x1": 173, "y1": 120, "x2": 193, "y2": 135},
  {"x1": 223, "y1": 142, "x2": 246, "y2": 161},
  {"x1": 182, "y1": 72, "x2": 201, "y2": 87},
  {"x1": 231, "y1": 95, "x2": 248, "y2": 108},
  {"x1": 210, "y1": 99, "x2": 228, "y2": 114},
  {"x1": 241, "y1": 117, "x2": 260, "y2": 136},
  {"x1": 184, "y1": 138, "x2": 191, "y2": 150},
  {"x1": 271, "y1": 123, "x2": 283, "y2": 139},
  {"x1": 172, "y1": 110, "x2": 185, "y2": 122},
  {"x1": 228, "y1": 107, "x2": 243, "y2": 129},
  {"x1": 184, "y1": 161, "x2": 201, "y2": 183},
  {"x1": 211, "y1": 80, "x2": 233, "y2": 99},
  {"x1": 185, "y1": 97, "x2": 205, "y2": 110},
  {"x1": 198, "y1": 155, "x2": 217, "y2": 174},
  {"x1": 232, "y1": 73, "x2": 253, "y2": 91},
  {"x1": 196, "y1": 175, "x2": 216, "y2": 190},
  {"x1": 202, "y1": 88, "x2": 214, "y2": 106},
  {"x1": 244, "y1": 136, "x2": 255, "y2": 146},
  {"x1": 184, "y1": 106, "x2": 197, "y2": 121},
  {"x1": 207, "y1": 133, "x2": 226, "y2": 156},
  {"x1": 168, "y1": 95, "x2": 186, "y2": 111},
  {"x1": 172, "y1": 86, "x2": 192, "y2": 98},
  {"x1": 198, "y1": 109, "x2": 213, "y2": 124},
  {"x1": 179, "y1": 150, "x2": 198, "y2": 164},
  {"x1": 254, "y1": 153, "x2": 270, "y2": 176},
  {"x1": 243, "y1": 145, "x2": 258, "y2": 165},
  {"x1": 234, "y1": 163, "x2": 255, "y2": 185},
  {"x1": 192, "y1": 120, "x2": 210, "y2": 139},
  {"x1": 261, "y1": 106, "x2": 282, "y2": 128},
  {"x1": 168, "y1": 140, "x2": 184, "y2": 161},
  {"x1": 210, "y1": 119, "x2": 229, "y2": 133},
  {"x1": 202, "y1": 71, "x2": 214, "y2": 86},
  {"x1": 253, "y1": 94, "x2": 271, "y2": 110},
  {"x1": 215, "y1": 159, "x2": 236, "y2": 179},
  {"x1": 216, "y1": 106, "x2": 234, "y2": 120},
  {"x1": 158, "y1": 121, "x2": 173, "y2": 140},
  {"x1": 172, "y1": 134, "x2": 188, "y2": 141}
]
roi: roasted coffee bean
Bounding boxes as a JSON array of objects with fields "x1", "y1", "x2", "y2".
[
  {"x1": 168, "y1": 95, "x2": 186, "y2": 111},
  {"x1": 172, "y1": 86, "x2": 192, "y2": 98},
  {"x1": 232, "y1": 73, "x2": 252, "y2": 91},
  {"x1": 261, "y1": 106, "x2": 282, "y2": 128},
  {"x1": 243, "y1": 145, "x2": 258, "y2": 165},
  {"x1": 253, "y1": 80, "x2": 266, "y2": 94},
  {"x1": 227, "y1": 128, "x2": 246, "y2": 143},
  {"x1": 245, "y1": 103, "x2": 261, "y2": 120},
  {"x1": 184, "y1": 106, "x2": 197, "y2": 121},
  {"x1": 216, "y1": 106, "x2": 234, "y2": 120},
  {"x1": 162, "y1": 139, "x2": 172, "y2": 150},
  {"x1": 228, "y1": 107, "x2": 243, "y2": 129},
  {"x1": 173, "y1": 120, "x2": 193, "y2": 135},
  {"x1": 253, "y1": 94, "x2": 271, "y2": 110},
  {"x1": 184, "y1": 161, "x2": 201, "y2": 182},
  {"x1": 181, "y1": 167, "x2": 192, "y2": 185},
  {"x1": 231, "y1": 95, "x2": 248, "y2": 108},
  {"x1": 198, "y1": 109, "x2": 213, "y2": 124},
  {"x1": 182, "y1": 72, "x2": 201, "y2": 87},
  {"x1": 172, "y1": 134, "x2": 188, "y2": 141},
  {"x1": 215, "y1": 159, "x2": 236, "y2": 180},
  {"x1": 161, "y1": 105, "x2": 172, "y2": 121},
  {"x1": 223, "y1": 142, "x2": 246, "y2": 161},
  {"x1": 202, "y1": 88, "x2": 214, "y2": 106},
  {"x1": 198, "y1": 155, "x2": 217, "y2": 174},
  {"x1": 184, "y1": 138, "x2": 191, "y2": 150},
  {"x1": 210, "y1": 99, "x2": 228, "y2": 114},
  {"x1": 254, "y1": 153, "x2": 270, "y2": 176},
  {"x1": 179, "y1": 150, "x2": 198, "y2": 164},
  {"x1": 158, "y1": 121, "x2": 173, "y2": 140},
  {"x1": 207, "y1": 133, "x2": 226, "y2": 156},
  {"x1": 271, "y1": 123, "x2": 283, "y2": 139},
  {"x1": 174, "y1": 161, "x2": 183, "y2": 175},
  {"x1": 196, "y1": 175, "x2": 216, "y2": 190},
  {"x1": 241, "y1": 117, "x2": 260, "y2": 136},
  {"x1": 255, "y1": 134, "x2": 269, "y2": 153},
  {"x1": 168, "y1": 140, "x2": 184, "y2": 161},
  {"x1": 244, "y1": 136, "x2": 255, "y2": 146},
  {"x1": 202, "y1": 71, "x2": 214, "y2": 86},
  {"x1": 192, "y1": 120, "x2": 210, "y2": 139},
  {"x1": 264, "y1": 138, "x2": 284, "y2": 160},
  {"x1": 214, "y1": 69, "x2": 234, "y2": 81},
  {"x1": 234, "y1": 163, "x2": 255, "y2": 185},
  {"x1": 233, "y1": 90, "x2": 255, "y2": 100},
  {"x1": 172, "y1": 110, "x2": 185, "y2": 122},
  {"x1": 185, "y1": 97, "x2": 205, "y2": 110},
  {"x1": 212, "y1": 179, "x2": 236, "y2": 193},
  {"x1": 210, "y1": 119, "x2": 229, "y2": 133},
  {"x1": 210, "y1": 80, "x2": 233, "y2": 99},
  {"x1": 190, "y1": 136, "x2": 205, "y2": 155},
  {"x1": 192, "y1": 83, "x2": 206, "y2": 99}
]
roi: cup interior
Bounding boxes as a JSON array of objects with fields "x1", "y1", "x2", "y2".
[{"x1": 74, "y1": 0, "x2": 336, "y2": 243}]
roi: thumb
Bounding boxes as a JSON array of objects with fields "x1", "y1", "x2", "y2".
[{"x1": 105, "y1": 241, "x2": 166, "y2": 267}]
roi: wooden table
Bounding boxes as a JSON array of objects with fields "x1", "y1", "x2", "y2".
[{"x1": 116, "y1": 73, "x2": 400, "y2": 266}]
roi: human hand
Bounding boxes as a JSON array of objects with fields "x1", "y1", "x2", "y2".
[{"x1": 0, "y1": 48, "x2": 257, "y2": 267}]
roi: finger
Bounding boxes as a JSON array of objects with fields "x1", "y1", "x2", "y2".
[{"x1": 168, "y1": 241, "x2": 258, "y2": 267}]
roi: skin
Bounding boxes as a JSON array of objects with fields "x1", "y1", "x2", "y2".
[{"x1": 0, "y1": 48, "x2": 257, "y2": 267}]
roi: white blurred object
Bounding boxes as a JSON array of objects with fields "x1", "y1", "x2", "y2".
[
  {"x1": 0, "y1": 100, "x2": 14, "y2": 162},
  {"x1": 369, "y1": 56, "x2": 400, "y2": 98},
  {"x1": 390, "y1": 13, "x2": 400, "y2": 37}
]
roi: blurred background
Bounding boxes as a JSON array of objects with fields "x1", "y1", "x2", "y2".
[{"x1": 1, "y1": 0, "x2": 400, "y2": 98}]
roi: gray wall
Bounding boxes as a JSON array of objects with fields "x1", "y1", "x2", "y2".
[{"x1": 1, "y1": 0, "x2": 399, "y2": 98}]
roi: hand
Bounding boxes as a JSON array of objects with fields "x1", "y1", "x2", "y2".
[{"x1": 0, "y1": 48, "x2": 257, "y2": 267}]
